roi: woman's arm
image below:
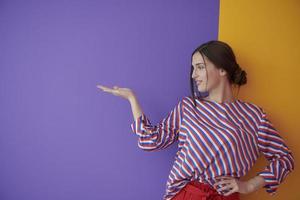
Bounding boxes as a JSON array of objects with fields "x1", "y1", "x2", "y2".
[
  {"x1": 128, "y1": 95, "x2": 143, "y2": 122},
  {"x1": 97, "y1": 84, "x2": 184, "y2": 151},
  {"x1": 255, "y1": 108, "x2": 295, "y2": 195},
  {"x1": 213, "y1": 175, "x2": 266, "y2": 195},
  {"x1": 247, "y1": 175, "x2": 266, "y2": 193},
  {"x1": 130, "y1": 97, "x2": 184, "y2": 151},
  {"x1": 97, "y1": 85, "x2": 144, "y2": 121}
]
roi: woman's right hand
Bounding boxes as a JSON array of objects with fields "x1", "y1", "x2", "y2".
[
  {"x1": 97, "y1": 84, "x2": 143, "y2": 124},
  {"x1": 96, "y1": 84, "x2": 135, "y2": 101}
]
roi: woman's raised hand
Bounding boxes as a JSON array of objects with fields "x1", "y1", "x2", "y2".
[
  {"x1": 96, "y1": 85, "x2": 135, "y2": 101},
  {"x1": 97, "y1": 84, "x2": 143, "y2": 120}
]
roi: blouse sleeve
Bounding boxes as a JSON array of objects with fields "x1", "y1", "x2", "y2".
[
  {"x1": 130, "y1": 98, "x2": 184, "y2": 151},
  {"x1": 256, "y1": 108, "x2": 295, "y2": 195}
]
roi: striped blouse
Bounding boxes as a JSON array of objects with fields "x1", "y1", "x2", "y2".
[{"x1": 130, "y1": 96, "x2": 294, "y2": 200}]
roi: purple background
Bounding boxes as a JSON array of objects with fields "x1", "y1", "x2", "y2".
[{"x1": 0, "y1": 0, "x2": 219, "y2": 199}]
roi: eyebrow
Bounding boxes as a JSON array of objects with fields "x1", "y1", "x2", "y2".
[{"x1": 192, "y1": 63, "x2": 205, "y2": 67}]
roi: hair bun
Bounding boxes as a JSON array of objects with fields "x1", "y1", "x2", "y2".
[{"x1": 233, "y1": 66, "x2": 247, "y2": 86}]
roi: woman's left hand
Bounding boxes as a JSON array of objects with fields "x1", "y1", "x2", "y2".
[{"x1": 213, "y1": 176, "x2": 252, "y2": 196}]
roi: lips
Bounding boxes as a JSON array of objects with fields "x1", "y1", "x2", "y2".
[{"x1": 195, "y1": 80, "x2": 202, "y2": 85}]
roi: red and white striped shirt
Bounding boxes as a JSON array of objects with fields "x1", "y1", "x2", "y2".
[{"x1": 130, "y1": 96, "x2": 294, "y2": 200}]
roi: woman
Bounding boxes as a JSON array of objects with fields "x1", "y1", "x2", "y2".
[{"x1": 97, "y1": 40, "x2": 294, "y2": 200}]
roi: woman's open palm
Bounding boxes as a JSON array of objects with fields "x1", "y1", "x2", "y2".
[{"x1": 96, "y1": 85, "x2": 135, "y2": 101}]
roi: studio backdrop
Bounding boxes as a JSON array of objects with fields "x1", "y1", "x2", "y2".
[{"x1": 0, "y1": 0, "x2": 298, "y2": 200}]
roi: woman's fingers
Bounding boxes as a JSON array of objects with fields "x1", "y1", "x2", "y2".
[
  {"x1": 213, "y1": 179, "x2": 232, "y2": 187},
  {"x1": 96, "y1": 85, "x2": 108, "y2": 91},
  {"x1": 97, "y1": 85, "x2": 112, "y2": 92},
  {"x1": 97, "y1": 85, "x2": 122, "y2": 96},
  {"x1": 215, "y1": 176, "x2": 234, "y2": 180},
  {"x1": 217, "y1": 183, "x2": 234, "y2": 193},
  {"x1": 97, "y1": 84, "x2": 134, "y2": 100},
  {"x1": 97, "y1": 85, "x2": 112, "y2": 91},
  {"x1": 213, "y1": 176, "x2": 235, "y2": 190}
]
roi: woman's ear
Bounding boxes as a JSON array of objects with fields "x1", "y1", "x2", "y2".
[{"x1": 219, "y1": 68, "x2": 227, "y2": 76}]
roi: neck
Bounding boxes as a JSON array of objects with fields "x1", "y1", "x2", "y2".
[{"x1": 204, "y1": 81, "x2": 235, "y2": 103}]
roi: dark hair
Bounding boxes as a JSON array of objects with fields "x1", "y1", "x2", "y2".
[{"x1": 189, "y1": 40, "x2": 247, "y2": 106}]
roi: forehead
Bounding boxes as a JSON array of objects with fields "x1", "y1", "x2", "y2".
[{"x1": 192, "y1": 52, "x2": 207, "y2": 66}]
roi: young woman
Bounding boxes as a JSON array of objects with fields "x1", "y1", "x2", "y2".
[{"x1": 97, "y1": 40, "x2": 294, "y2": 200}]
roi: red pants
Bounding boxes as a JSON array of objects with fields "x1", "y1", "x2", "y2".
[{"x1": 172, "y1": 180, "x2": 240, "y2": 200}]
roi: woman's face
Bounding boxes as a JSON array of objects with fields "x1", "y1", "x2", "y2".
[{"x1": 192, "y1": 51, "x2": 222, "y2": 93}]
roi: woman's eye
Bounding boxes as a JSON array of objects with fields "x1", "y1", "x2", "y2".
[{"x1": 193, "y1": 65, "x2": 205, "y2": 70}]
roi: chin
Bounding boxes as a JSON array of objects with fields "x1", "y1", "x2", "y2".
[
  {"x1": 196, "y1": 86, "x2": 210, "y2": 94},
  {"x1": 197, "y1": 85, "x2": 210, "y2": 92},
  {"x1": 197, "y1": 87, "x2": 207, "y2": 93}
]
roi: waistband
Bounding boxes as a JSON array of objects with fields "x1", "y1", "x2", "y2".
[{"x1": 183, "y1": 180, "x2": 239, "y2": 199}]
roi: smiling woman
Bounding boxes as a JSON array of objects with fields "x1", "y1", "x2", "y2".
[
  {"x1": 97, "y1": 40, "x2": 294, "y2": 200},
  {"x1": 190, "y1": 40, "x2": 247, "y2": 104}
]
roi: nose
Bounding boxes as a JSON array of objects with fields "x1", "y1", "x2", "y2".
[{"x1": 192, "y1": 68, "x2": 197, "y2": 79}]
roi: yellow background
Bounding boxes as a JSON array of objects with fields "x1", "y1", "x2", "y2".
[{"x1": 218, "y1": 0, "x2": 300, "y2": 199}]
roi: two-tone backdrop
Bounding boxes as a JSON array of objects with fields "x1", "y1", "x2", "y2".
[{"x1": 1, "y1": 0, "x2": 299, "y2": 199}]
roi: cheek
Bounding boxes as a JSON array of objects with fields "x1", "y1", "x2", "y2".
[
  {"x1": 201, "y1": 71, "x2": 217, "y2": 87},
  {"x1": 198, "y1": 71, "x2": 207, "y2": 80},
  {"x1": 208, "y1": 72, "x2": 220, "y2": 86}
]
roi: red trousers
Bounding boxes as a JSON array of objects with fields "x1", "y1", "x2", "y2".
[{"x1": 172, "y1": 180, "x2": 240, "y2": 200}]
